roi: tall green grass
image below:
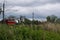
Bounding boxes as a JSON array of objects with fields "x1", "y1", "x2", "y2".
[{"x1": 0, "y1": 24, "x2": 60, "y2": 40}]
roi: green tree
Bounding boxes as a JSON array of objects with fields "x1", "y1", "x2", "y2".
[
  {"x1": 46, "y1": 15, "x2": 57, "y2": 23},
  {"x1": 50, "y1": 15, "x2": 57, "y2": 23},
  {"x1": 56, "y1": 18, "x2": 60, "y2": 23},
  {"x1": 46, "y1": 16, "x2": 50, "y2": 22},
  {"x1": 24, "y1": 18, "x2": 31, "y2": 24}
]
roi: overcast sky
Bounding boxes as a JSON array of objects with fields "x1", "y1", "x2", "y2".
[{"x1": 0, "y1": 0, "x2": 60, "y2": 20}]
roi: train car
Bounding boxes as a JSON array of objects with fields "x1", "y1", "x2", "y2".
[{"x1": 5, "y1": 19, "x2": 16, "y2": 25}]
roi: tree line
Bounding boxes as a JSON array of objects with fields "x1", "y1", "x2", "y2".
[{"x1": 46, "y1": 15, "x2": 60, "y2": 23}]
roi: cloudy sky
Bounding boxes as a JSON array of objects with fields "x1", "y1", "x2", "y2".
[{"x1": 0, "y1": 0, "x2": 60, "y2": 20}]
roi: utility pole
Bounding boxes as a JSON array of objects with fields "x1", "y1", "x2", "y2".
[
  {"x1": 32, "y1": 12, "x2": 34, "y2": 26},
  {"x1": 2, "y1": 0, "x2": 5, "y2": 23},
  {"x1": 32, "y1": 12, "x2": 34, "y2": 22}
]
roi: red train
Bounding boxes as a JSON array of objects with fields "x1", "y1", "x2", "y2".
[{"x1": 5, "y1": 19, "x2": 16, "y2": 25}]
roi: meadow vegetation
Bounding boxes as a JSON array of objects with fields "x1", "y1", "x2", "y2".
[{"x1": 0, "y1": 23, "x2": 60, "y2": 40}]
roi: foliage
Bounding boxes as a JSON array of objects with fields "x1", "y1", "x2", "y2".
[
  {"x1": 24, "y1": 18, "x2": 31, "y2": 24},
  {"x1": 0, "y1": 24, "x2": 60, "y2": 40},
  {"x1": 56, "y1": 18, "x2": 60, "y2": 23},
  {"x1": 32, "y1": 20, "x2": 39, "y2": 25},
  {"x1": 46, "y1": 16, "x2": 50, "y2": 22},
  {"x1": 46, "y1": 15, "x2": 57, "y2": 23}
]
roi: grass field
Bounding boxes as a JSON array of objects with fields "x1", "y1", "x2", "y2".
[{"x1": 0, "y1": 23, "x2": 60, "y2": 40}]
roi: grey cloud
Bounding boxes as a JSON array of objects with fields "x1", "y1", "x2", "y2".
[
  {"x1": 0, "y1": 0, "x2": 60, "y2": 19},
  {"x1": 0, "y1": 0, "x2": 60, "y2": 7},
  {"x1": 5, "y1": 0, "x2": 60, "y2": 7}
]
